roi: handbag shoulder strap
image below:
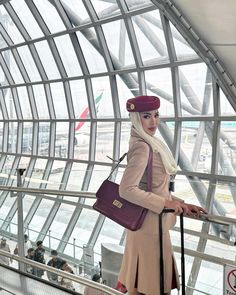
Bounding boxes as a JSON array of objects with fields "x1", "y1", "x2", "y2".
[
  {"x1": 107, "y1": 142, "x2": 153, "y2": 192},
  {"x1": 146, "y1": 145, "x2": 153, "y2": 192},
  {"x1": 106, "y1": 153, "x2": 127, "y2": 180}
]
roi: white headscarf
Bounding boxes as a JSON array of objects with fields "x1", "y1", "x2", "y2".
[{"x1": 129, "y1": 112, "x2": 178, "y2": 175}]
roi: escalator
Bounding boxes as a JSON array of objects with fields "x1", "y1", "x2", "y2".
[{"x1": 0, "y1": 264, "x2": 79, "y2": 295}]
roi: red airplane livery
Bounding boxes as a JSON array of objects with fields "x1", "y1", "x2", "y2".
[{"x1": 75, "y1": 93, "x2": 103, "y2": 132}]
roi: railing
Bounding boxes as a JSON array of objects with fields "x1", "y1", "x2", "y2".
[
  {"x1": 0, "y1": 184, "x2": 96, "y2": 198},
  {"x1": 2, "y1": 212, "x2": 235, "y2": 267},
  {"x1": 0, "y1": 217, "x2": 101, "y2": 277},
  {"x1": 1, "y1": 212, "x2": 235, "y2": 295},
  {"x1": 0, "y1": 249, "x2": 122, "y2": 295},
  {"x1": 1, "y1": 181, "x2": 236, "y2": 294},
  {"x1": 172, "y1": 212, "x2": 236, "y2": 295},
  {"x1": 174, "y1": 213, "x2": 236, "y2": 268},
  {"x1": 189, "y1": 212, "x2": 236, "y2": 226}
]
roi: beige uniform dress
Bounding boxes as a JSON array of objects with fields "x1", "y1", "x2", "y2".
[{"x1": 118, "y1": 130, "x2": 180, "y2": 295}]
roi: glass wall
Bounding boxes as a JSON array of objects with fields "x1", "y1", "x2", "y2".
[{"x1": 0, "y1": 1, "x2": 235, "y2": 294}]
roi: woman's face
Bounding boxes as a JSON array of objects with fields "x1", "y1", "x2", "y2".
[{"x1": 140, "y1": 109, "x2": 160, "y2": 136}]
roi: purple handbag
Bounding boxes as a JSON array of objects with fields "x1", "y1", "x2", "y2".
[{"x1": 93, "y1": 147, "x2": 153, "y2": 231}]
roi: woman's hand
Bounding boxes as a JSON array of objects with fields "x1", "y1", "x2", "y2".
[
  {"x1": 164, "y1": 199, "x2": 207, "y2": 217},
  {"x1": 183, "y1": 203, "x2": 208, "y2": 217},
  {"x1": 164, "y1": 199, "x2": 184, "y2": 215}
]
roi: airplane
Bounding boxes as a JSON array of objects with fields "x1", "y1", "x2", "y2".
[
  {"x1": 74, "y1": 92, "x2": 114, "y2": 146},
  {"x1": 75, "y1": 92, "x2": 103, "y2": 133}
]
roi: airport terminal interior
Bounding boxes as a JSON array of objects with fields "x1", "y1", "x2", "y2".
[{"x1": 0, "y1": 0, "x2": 236, "y2": 294}]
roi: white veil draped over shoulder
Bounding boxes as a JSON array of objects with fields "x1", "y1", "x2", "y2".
[{"x1": 129, "y1": 112, "x2": 178, "y2": 175}]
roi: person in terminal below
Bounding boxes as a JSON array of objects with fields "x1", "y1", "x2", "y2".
[
  {"x1": 84, "y1": 274, "x2": 103, "y2": 295},
  {"x1": 59, "y1": 260, "x2": 75, "y2": 291},
  {"x1": 14, "y1": 234, "x2": 32, "y2": 256},
  {"x1": 23, "y1": 234, "x2": 32, "y2": 256},
  {"x1": 0, "y1": 237, "x2": 12, "y2": 266},
  {"x1": 25, "y1": 247, "x2": 36, "y2": 275},
  {"x1": 118, "y1": 95, "x2": 207, "y2": 295},
  {"x1": 34, "y1": 240, "x2": 46, "y2": 278},
  {"x1": 47, "y1": 250, "x2": 63, "y2": 284}
]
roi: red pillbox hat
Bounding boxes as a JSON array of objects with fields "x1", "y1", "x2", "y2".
[{"x1": 126, "y1": 95, "x2": 160, "y2": 112}]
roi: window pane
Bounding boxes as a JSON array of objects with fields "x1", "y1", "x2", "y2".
[
  {"x1": 70, "y1": 79, "x2": 88, "y2": 118},
  {"x1": 0, "y1": 6, "x2": 24, "y2": 44},
  {"x1": 64, "y1": 209, "x2": 99, "y2": 259},
  {"x1": 117, "y1": 75, "x2": 135, "y2": 118},
  {"x1": 145, "y1": 68, "x2": 174, "y2": 117},
  {"x1": 174, "y1": 175, "x2": 209, "y2": 209},
  {"x1": 0, "y1": 32, "x2": 7, "y2": 49},
  {"x1": 94, "y1": 218, "x2": 124, "y2": 263},
  {"x1": 4, "y1": 89, "x2": 17, "y2": 119},
  {"x1": 33, "y1": 84, "x2": 49, "y2": 119},
  {"x1": 220, "y1": 89, "x2": 236, "y2": 116},
  {"x1": 8, "y1": 122, "x2": 17, "y2": 153},
  {"x1": 9, "y1": 211, "x2": 17, "y2": 235},
  {"x1": 35, "y1": 41, "x2": 60, "y2": 79},
  {"x1": 0, "y1": 122, "x2": 3, "y2": 151},
  {"x1": 74, "y1": 137, "x2": 89, "y2": 161},
  {"x1": 92, "y1": 77, "x2": 113, "y2": 118},
  {"x1": 180, "y1": 121, "x2": 213, "y2": 173},
  {"x1": 216, "y1": 181, "x2": 235, "y2": 215},
  {"x1": 19, "y1": 155, "x2": 31, "y2": 170},
  {"x1": 55, "y1": 122, "x2": 69, "y2": 159},
  {"x1": 50, "y1": 82, "x2": 68, "y2": 119},
  {"x1": 17, "y1": 45, "x2": 41, "y2": 82},
  {"x1": 64, "y1": 0, "x2": 90, "y2": 23},
  {"x1": 17, "y1": 86, "x2": 32, "y2": 119},
  {"x1": 0, "y1": 194, "x2": 15, "y2": 227},
  {"x1": 4, "y1": 50, "x2": 24, "y2": 84},
  {"x1": 90, "y1": 0, "x2": 120, "y2": 19},
  {"x1": 44, "y1": 204, "x2": 75, "y2": 249},
  {"x1": 23, "y1": 195, "x2": 35, "y2": 219},
  {"x1": 219, "y1": 122, "x2": 236, "y2": 176},
  {"x1": 26, "y1": 158, "x2": 48, "y2": 188},
  {"x1": 76, "y1": 29, "x2": 107, "y2": 74},
  {"x1": 95, "y1": 122, "x2": 114, "y2": 162},
  {"x1": 28, "y1": 199, "x2": 54, "y2": 242},
  {"x1": 22, "y1": 122, "x2": 33, "y2": 154},
  {"x1": 33, "y1": 0, "x2": 66, "y2": 33},
  {"x1": 46, "y1": 160, "x2": 66, "y2": 190},
  {"x1": 38, "y1": 122, "x2": 50, "y2": 157},
  {"x1": 102, "y1": 19, "x2": 135, "y2": 68},
  {"x1": 11, "y1": 0, "x2": 43, "y2": 39},
  {"x1": 0, "y1": 57, "x2": 9, "y2": 87},
  {"x1": 126, "y1": 0, "x2": 153, "y2": 11},
  {"x1": 54, "y1": 35, "x2": 82, "y2": 77},
  {"x1": 179, "y1": 64, "x2": 213, "y2": 116},
  {"x1": 132, "y1": 11, "x2": 169, "y2": 64},
  {"x1": 120, "y1": 122, "x2": 131, "y2": 160},
  {"x1": 66, "y1": 163, "x2": 87, "y2": 192},
  {"x1": 87, "y1": 165, "x2": 110, "y2": 205},
  {"x1": 170, "y1": 22, "x2": 198, "y2": 61}
]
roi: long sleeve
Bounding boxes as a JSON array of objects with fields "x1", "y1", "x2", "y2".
[{"x1": 119, "y1": 141, "x2": 165, "y2": 214}]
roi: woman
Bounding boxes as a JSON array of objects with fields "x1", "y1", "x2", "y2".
[{"x1": 118, "y1": 95, "x2": 206, "y2": 295}]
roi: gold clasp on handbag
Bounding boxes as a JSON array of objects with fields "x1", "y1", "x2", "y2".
[{"x1": 113, "y1": 199, "x2": 123, "y2": 208}]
